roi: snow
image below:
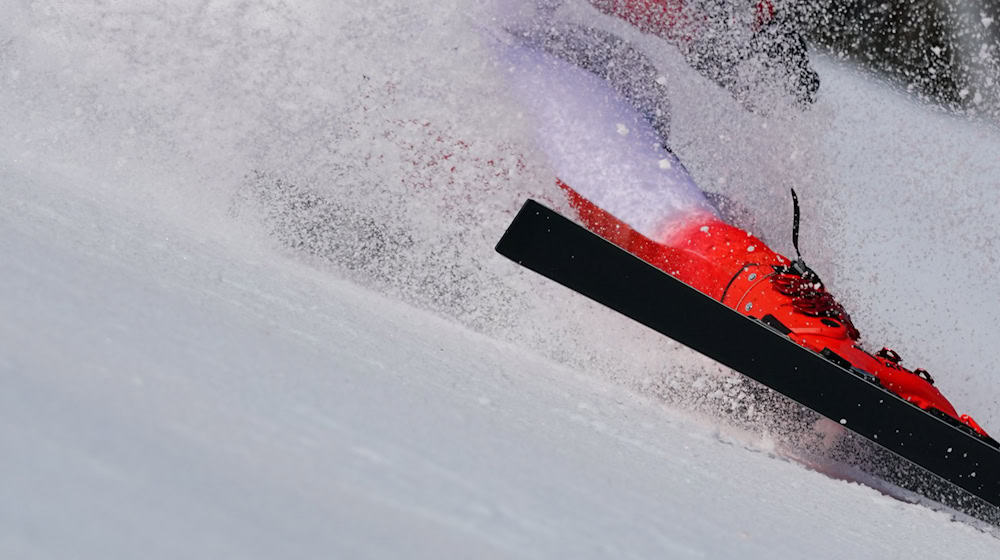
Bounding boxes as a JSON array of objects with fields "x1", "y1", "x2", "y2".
[
  {"x1": 5, "y1": 164, "x2": 999, "y2": 558},
  {"x1": 3, "y1": 1, "x2": 1000, "y2": 557},
  {"x1": 815, "y1": 59, "x2": 1000, "y2": 426}
]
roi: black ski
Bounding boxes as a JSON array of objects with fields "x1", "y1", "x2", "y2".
[{"x1": 496, "y1": 199, "x2": 1000, "y2": 509}]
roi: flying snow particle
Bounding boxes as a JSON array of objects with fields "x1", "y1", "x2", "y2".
[{"x1": 616, "y1": 123, "x2": 629, "y2": 135}]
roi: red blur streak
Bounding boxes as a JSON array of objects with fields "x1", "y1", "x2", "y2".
[
  {"x1": 755, "y1": 0, "x2": 775, "y2": 29},
  {"x1": 589, "y1": 0, "x2": 691, "y2": 41}
]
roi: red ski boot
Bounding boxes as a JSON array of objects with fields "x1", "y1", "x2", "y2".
[{"x1": 561, "y1": 182, "x2": 995, "y2": 444}]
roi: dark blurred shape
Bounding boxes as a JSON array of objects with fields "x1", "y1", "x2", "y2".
[
  {"x1": 802, "y1": 0, "x2": 1000, "y2": 117},
  {"x1": 680, "y1": 1, "x2": 822, "y2": 111},
  {"x1": 746, "y1": 9, "x2": 821, "y2": 105}
]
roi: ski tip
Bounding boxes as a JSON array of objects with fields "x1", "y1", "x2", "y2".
[{"x1": 495, "y1": 199, "x2": 548, "y2": 258}]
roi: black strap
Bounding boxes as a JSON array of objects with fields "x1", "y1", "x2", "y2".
[
  {"x1": 791, "y1": 187, "x2": 802, "y2": 261},
  {"x1": 786, "y1": 188, "x2": 821, "y2": 283}
]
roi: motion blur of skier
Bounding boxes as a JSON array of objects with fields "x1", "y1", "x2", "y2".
[
  {"x1": 587, "y1": 0, "x2": 819, "y2": 108},
  {"x1": 494, "y1": 1, "x2": 994, "y2": 441}
]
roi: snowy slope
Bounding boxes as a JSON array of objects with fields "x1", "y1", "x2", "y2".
[
  {"x1": 4, "y1": 0, "x2": 1000, "y2": 557},
  {"x1": 4, "y1": 163, "x2": 1000, "y2": 559}
]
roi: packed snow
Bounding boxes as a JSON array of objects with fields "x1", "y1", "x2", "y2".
[{"x1": 3, "y1": 1, "x2": 1000, "y2": 557}]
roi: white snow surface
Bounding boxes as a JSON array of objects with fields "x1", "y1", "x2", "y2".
[{"x1": 3, "y1": 1, "x2": 1000, "y2": 557}]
